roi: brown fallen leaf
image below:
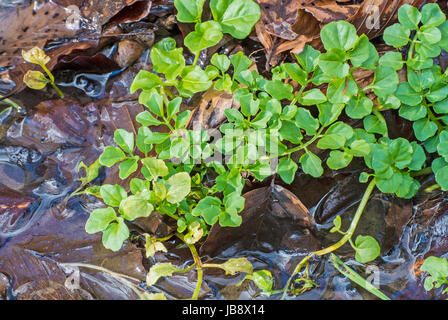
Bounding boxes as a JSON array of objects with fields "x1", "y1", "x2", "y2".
[
  {"x1": 348, "y1": 0, "x2": 430, "y2": 40},
  {"x1": 200, "y1": 184, "x2": 320, "y2": 257}
]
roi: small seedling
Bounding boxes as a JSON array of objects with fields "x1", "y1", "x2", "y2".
[{"x1": 22, "y1": 47, "x2": 64, "y2": 98}]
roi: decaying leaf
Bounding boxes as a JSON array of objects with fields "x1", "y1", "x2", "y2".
[
  {"x1": 23, "y1": 70, "x2": 49, "y2": 90},
  {"x1": 200, "y1": 184, "x2": 320, "y2": 257}
]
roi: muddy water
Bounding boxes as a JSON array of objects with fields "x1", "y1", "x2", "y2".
[{"x1": 1, "y1": 0, "x2": 448, "y2": 301}]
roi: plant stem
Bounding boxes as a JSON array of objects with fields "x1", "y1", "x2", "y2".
[
  {"x1": 425, "y1": 183, "x2": 440, "y2": 192},
  {"x1": 426, "y1": 103, "x2": 444, "y2": 131},
  {"x1": 411, "y1": 166, "x2": 433, "y2": 177},
  {"x1": 280, "y1": 178, "x2": 376, "y2": 299},
  {"x1": 193, "y1": 54, "x2": 200, "y2": 67},
  {"x1": 0, "y1": 94, "x2": 21, "y2": 110},
  {"x1": 41, "y1": 64, "x2": 64, "y2": 98},
  {"x1": 280, "y1": 126, "x2": 325, "y2": 157},
  {"x1": 176, "y1": 233, "x2": 203, "y2": 300},
  {"x1": 372, "y1": 107, "x2": 388, "y2": 138}
]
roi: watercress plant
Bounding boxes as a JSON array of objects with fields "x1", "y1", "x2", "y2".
[{"x1": 69, "y1": 2, "x2": 448, "y2": 300}]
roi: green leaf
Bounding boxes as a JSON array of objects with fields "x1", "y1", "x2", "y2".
[
  {"x1": 174, "y1": 0, "x2": 205, "y2": 22},
  {"x1": 220, "y1": 257, "x2": 253, "y2": 275},
  {"x1": 210, "y1": 0, "x2": 261, "y2": 39},
  {"x1": 326, "y1": 121, "x2": 354, "y2": 140},
  {"x1": 299, "y1": 89, "x2": 327, "y2": 105},
  {"x1": 363, "y1": 114, "x2": 387, "y2": 135},
  {"x1": 378, "y1": 51, "x2": 404, "y2": 70},
  {"x1": 383, "y1": 23, "x2": 410, "y2": 47},
  {"x1": 421, "y1": 256, "x2": 448, "y2": 290},
  {"x1": 122, "y1": 193, "x2": 154, "y2": 221},
  {"x1": 376, "y1": 171, "x2": 402, "y2": 193},
  {"x1": 331, "y1": 215, "x2": 341, "y2": 233},
  {"x1": 417, "y1": 44, "x2": 442, "y2": 62},
  {"x1": 144, "y1": 235, "x2": 168, "y2": 258},
  {"x1": 317, "y1": 49, "x2": 349, "y2": 79},
  {"x1": 238, "y1": 93, "x2": 260, "y2": 116},
  {"x1": 136, "y1": 111, "x2": 163, "y2": 126},
  {"x1": 284, "y1": 63, "x2": 307, "y2": 86},
  {"x1": 419, "y1": 26, "x2": 442, "y2": 44},
  {"x1": 370, "y1": 66, "x2": 398, "y2": 98},
  {"x1": 150, "y1": 38, "x2": 185, "y2": 80},
  {"x1": 178, "y1": 65, "x2": 212, "y2": 97},
  {"x1": 277, "y1": 157, "x2": 298, "y2": 184},
  {"x1": 395, "y1": 82, "x2": 422, "y2": 106},
  {"x1": 437, "y1": 130, "x2": 448, "y2": 161},
  {"x1": 166, "y1": 172, "x2": 191, "y2": 204},
  {"x1": 388, "y1": 138, "x2": 413, "y2": 169},
  {"x1": 264, "y1": 80, "x2": 293, "y2": 100},
  {"x1": 130, "y1": 70, "x2": 162, "y2": 94},
  {"x1": 85, "y1": 207, "x2": 117, "y2": 234},
  {"x1": 327, "y1": 150, "x2": 353, "y2": 169},
  {"x1": 144, "y1": 130, "x2": 170, "y2": 144},
  {"x1": 215, "y1": 74, "x2": 233, "y2": 91},
  {"x1": 350, "y1": 34, "x2": 371, "y2": 67},
  {"x1": 434, "y1": 98, "x2": 448, "y2": 114},
  {"x1": 119, "y1": 158, "x2": 139, "y2": 179},
  {"x1": 102, "y1": 217, "x2": 130, "y2": 252},
  {"x1": 114, "y1": 129, "x2": 134, "y2": 154},
  {"x1": 354, "y1": 235, "x2": 380, "y2": 263},
  {"x1": 413, "y1": 118, "x2": 438, "y2": 141},
  {"x1": 77, "y1": 159, "x2": 101, "y2": 185},
  {"x1": 211, "y1": 53, "x2": 231, "y2": 72},
  {"x1": 327, "y1": 78, "x2": 357, "y2": 104},
  {"x1": 438, "y1": 21, "x2": 448, "y2": 50},
  {"x1": 300, "y1": 152, "x2": 323, "y2": 178},
  {"x1": 99, "y1": 146, "x2": 125, "y2": 167},
  {"x1": 100, "y1": 184, "x2": 127, "y2": 207},
  {"x1": 279, "y1": 120, "x2": 302, "y2": 144},
  {"x1": 398, "y1": 4, "x2": 421, "y2": 30},
  {"x1": 317, "y1": 134, "x2": 346, "y2": 149},
  {"x1": 435, "y1": 166, "x2": 448, "y2": 190},
  {"x1": 192, "y1": 196, "x2": 222, "y2": 225},
  {"x1": 142, "y1": 157, "x2": 169, "y2": 179},
  {"x1": 320, "y1": 20, "x2": 358, "y2": 51},
  {"x1": 146, "y1": 263, "x2": 180, "y2": 286},
  {"x1": 175, "y1": 110, "x2": 191, "y2": 129},
  {"x1": 206, "y1": 65, "x2": 220, "y2": 80},
  {"x1": 349, "y1": 139, "x2": 371, "y2": 157},
  {"x1": 421, "y1": 3, "x2": 446, "y2": 27},
  {"x1": 318, "y1": 102, "x2": 344, "y2": 126},
  {"x1": 427, "y1": 84, "x2": 448, "y2": 103},
  {"x1": 184, "y1": 21, "x2": 223, "y2": 56},
  {"x1": 167, "y1": 97, "x2": 182, "y2": 120},
  {"x1": 130, "y1": 178, "x2": 148, "y2": 194},
  {"x1": 230, "y1": 51, "x2": 252, "y2": 78},
  {"x1": 398, "y1": 104, "x2": 427, "y2": 121},
  {"x1": 243, "y1": 270, "x2": 273, "y2": 293},
  {"x1": 295, "y1": 108, "x2": 319, "y2": 135},
  {"x1": 295, "y1": 45, "x2": 320, "y2": 73},
  {"x1": 409, "y1": 142, "x2": 426, "y2": 171},
  {"x1": 360, "y1": 43, "x2": 379, "y2": 69},
  {"x1": 346, "y1": 96, "x2": 373, "y2": 119}
]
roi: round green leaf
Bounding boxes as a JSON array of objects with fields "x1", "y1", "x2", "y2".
[
  {"x1": 383, "y1": 23, "x2": 410, "y2": 48},
  {"x1": 102, "y1": 217, "x2": 130, "y2": 252},
  {"x1": 166, "y1": 172, "x2": 191, "y2": 203},
  {"x1": 85, "y1": 207, "x2": 117, "y2": 234},
  {"x1": 320, "y1": 20, "x2": 358, "y2": 51},
  {"x1": 210, "y1": 0, "x2": 261, "y2": 39},
  {"x1": 354, "y1": 235, "x2": 380, "y2": 263}
]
